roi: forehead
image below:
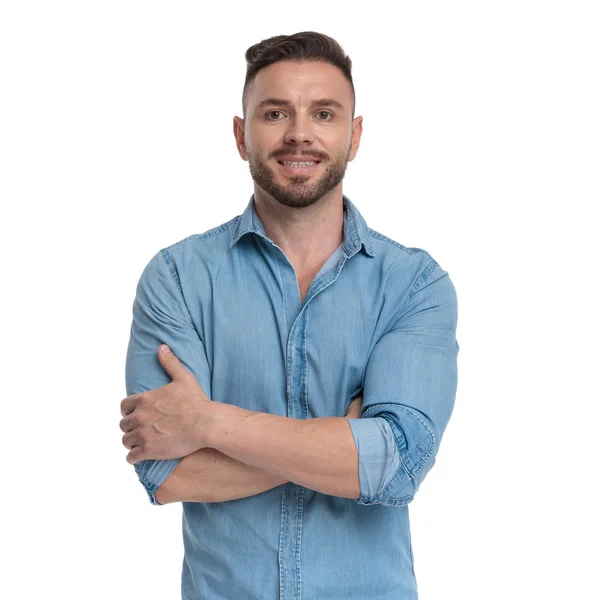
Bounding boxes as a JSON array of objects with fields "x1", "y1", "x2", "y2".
[{"x1": 247, "y1": 60, "x2": 353, "y2": 111}]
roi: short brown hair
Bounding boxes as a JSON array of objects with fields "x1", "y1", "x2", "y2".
[{"x1": 242, "y1": 31, "x2": 355, "y2": 117}]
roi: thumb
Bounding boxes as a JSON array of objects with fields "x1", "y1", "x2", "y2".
[{"x1": 157, "y1": 344, "x2": 192, "y2": 382}]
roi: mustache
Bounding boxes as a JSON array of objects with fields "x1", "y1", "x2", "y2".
[{"x1": 269, "y1": 150, "x2": 328, "y2": 161}]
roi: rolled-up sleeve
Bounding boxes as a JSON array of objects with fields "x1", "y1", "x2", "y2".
[
  {"x1": 125, "y1": 248, "x2": 211, "y2": 505},
  {"x1": 347, "y1": 258, "x2": 459, "y2": 507}
]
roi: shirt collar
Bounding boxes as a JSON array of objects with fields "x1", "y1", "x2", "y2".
[{"x1": 230, "y1": 194, "x2": 376, "y2": 258}]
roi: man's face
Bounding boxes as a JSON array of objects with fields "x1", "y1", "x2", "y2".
[{"x1": 234, "y1": 60, "x2": 362, "y2": 209}]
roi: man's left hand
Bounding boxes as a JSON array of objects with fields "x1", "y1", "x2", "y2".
[{"x1": 120, "y1": 345, "x2": 213, "y2": 464}]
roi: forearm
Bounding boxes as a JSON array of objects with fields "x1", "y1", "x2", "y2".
[
  {"x1": 154, "y1": 447, "x2": 289, "y2": 504},
  {"x1": 207, "y1": 404, "x2": 360, "y2": 499},
  {"x1": 154, "y1": 397, "x2": 363, "y2": 505}
]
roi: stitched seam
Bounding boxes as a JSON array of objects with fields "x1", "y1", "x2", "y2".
[
  {"x1": 343, "y1": 196, "x2": 376, "y2": 257},
  {"x1": 296, "y1": 487, "x2": 304, "y2": 599},
  {"x1": 408, "y1": 259, "x2": 440, "y2": 299},
  {"x1": 377, "y1": 414, "x2": 411, "y2": 477},
  {"x1": 234, "y1": 208, "x2": 267, "y2": 243},
  {"x1": 164, "y1": 218, "x2": 236, "y2": 251},
  {"x1": 302, "y1": 310, "x2": 309, "y2": 419},
  {"x1": 159, "y1": 248, "x2": 183, "y2": 294},
  {"x1": 368, "y1": 229, "x2": 419, "y2": 255},
  {"x1": 355, "y1": 409, "x2": 410, "y2": 501},
  {"x1": 138, "y1": 475, "x2": 159, "y2": 505},
  {"x1": 358, "y1": 491, "x2": 413, "y2": 506},
  {"x1": 142, "y1": 477, "x2": 158, "y2": 493},
  {"x1": 159, "y1": 249, "x2": 206, "y2": 342},
  {"x1": 274, "y1": 258, "x2": 288, "y2": 353},
  {"x1": 362, "y1": 403, "x2": 436, "y2": 499},
  {"x1": 363, "y1": 403, "x2": 436, "y2": 455},
  {"x1": 387, "y1": 259, "x2": 441, "y2": 330},
  {"x1": 344, "y1": 202, "x2": 361, "y2": 255},
  {"x1": 382, "y1": 495, "x2": 413, "y2": 506},
  {"x1": 378, "y1": 416, "x2": 417, "y2": 501}
]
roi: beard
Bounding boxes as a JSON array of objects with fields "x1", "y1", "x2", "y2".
[{"x1": 247, "y1": 146, "x2": 351, "y2": 209}]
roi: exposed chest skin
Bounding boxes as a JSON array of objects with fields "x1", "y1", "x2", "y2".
[
  {"x1": 292, "y1": 254, "x2": 335, "y2": 304},
  {"x1": 297, "y1": 267, "x2": 320, "y2": 303}
]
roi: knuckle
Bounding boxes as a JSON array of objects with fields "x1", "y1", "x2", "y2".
[
  {"x1": 140, "y1": 393, "x2": 155, "y2": 408},
  {"x1": 138, "y1": 428, "x2": 151, "y2": 446}
]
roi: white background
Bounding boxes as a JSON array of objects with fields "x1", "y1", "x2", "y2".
[{"x1": 1, "y1": 1, "x2": 598, "y2": 598}]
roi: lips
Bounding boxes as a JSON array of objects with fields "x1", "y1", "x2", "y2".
[
  {"x1": 273, "y1": 150, "x2": 326, "y2": 161},
  {"x1": 278, "y1": 160, "x2": 320, "y2": 167},
  {"x1": 276, "y1": 160, "x2": 321, "y2": 174}
]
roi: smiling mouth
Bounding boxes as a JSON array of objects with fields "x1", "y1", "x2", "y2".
[{"x1": 277, "y1": 160, "x2": 321, "y2": 168}]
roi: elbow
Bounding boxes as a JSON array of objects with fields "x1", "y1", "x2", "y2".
[
  {"x1": 132, "y1": 457, "x2": 184, "y2": 506},
  {"x1": 151, "y1": 467, "x2": 212, "y2": 505},
  {"x1": 153, "y1": 478, "x2": 179, "y2": 505}
]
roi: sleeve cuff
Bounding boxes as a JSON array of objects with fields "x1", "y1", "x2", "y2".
[
  {"x1": 347, "y1": 417, "x2": 402, "y2": 503},
  {"x1": 134, "y1": 458, "x2": 182, "y2": 505}
]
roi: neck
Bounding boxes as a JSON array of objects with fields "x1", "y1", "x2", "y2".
[{"x1": 253, "y1": 186, "x2": 344, "y2": 269}]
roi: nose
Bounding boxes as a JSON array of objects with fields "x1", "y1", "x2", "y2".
[{"x1": 283, "y1": 114, "x2": 315, "y2": 146}]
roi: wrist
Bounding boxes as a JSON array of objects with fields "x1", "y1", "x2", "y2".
[
  {"x1": 204, "y1": 402, "x2": 258, "y2": 452},
  {"x1": 203, "y1": 400, "x2": 229, "y2": 449}
]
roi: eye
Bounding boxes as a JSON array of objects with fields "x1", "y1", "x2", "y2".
[
  {"x1": 265, "y1": 110, "x2": 285, "y2": 121},
  {"x1": 316, "y1": 111, "x2": 333, "y2": 121}
]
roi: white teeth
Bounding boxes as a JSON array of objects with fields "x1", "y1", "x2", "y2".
[{"x1": 281, "y1": 161, "x2": 317, "y2": 167}]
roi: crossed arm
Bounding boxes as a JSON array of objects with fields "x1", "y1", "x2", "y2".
[
  {"x1": 123, "y1": 253, "x2": 365, "y2": 506},
  {"x1": 122, "y1": 345, "x2": 365, "y2": 505},
  {"x1": 154, "y1": 447, "x2": 288, "y2": 505},
  {"x1": 152, "y1": 395, "x2": 363, "y2": 505},
  {"x1": 124, "y1": 251, "x2": 458, "y2": 508}
]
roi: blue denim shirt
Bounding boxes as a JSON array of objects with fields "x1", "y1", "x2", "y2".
[{"x1": 125, "y1": 195, "x2": 459, "y2": 600}]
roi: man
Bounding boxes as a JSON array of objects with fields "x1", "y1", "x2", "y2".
[{"x1": 121, "y1": 31, "x2": 459, "y2": 600}]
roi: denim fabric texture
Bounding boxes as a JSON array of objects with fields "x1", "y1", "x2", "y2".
[{"x1": 125, "y1": 195, "x2": 459, "y2": 600}]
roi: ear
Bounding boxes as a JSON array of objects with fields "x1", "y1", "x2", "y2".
[
  {"x1": 233, "y1": 116, "x2": 248, "y2": 160},
  {"x1": 348, "y1": 116, "x2": 363, "y2": 162}
]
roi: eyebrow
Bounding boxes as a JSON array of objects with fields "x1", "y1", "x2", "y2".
[{"x1": 257, "y1": 98, "x2": 346, "y2": 111}]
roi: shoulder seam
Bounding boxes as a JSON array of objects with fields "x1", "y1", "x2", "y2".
[
  {"x1": 368, "y1": 228, "x2": 424, "y2": 256},
  {"x1": 158, "y1": 248, "x2": 183, "y2": 295},
  {"x1": 408, "y1": 258, "x2": 440, "y2": 298},
  {"x1": 163, "y1": 217, "x2": 238, "y2": 252}
]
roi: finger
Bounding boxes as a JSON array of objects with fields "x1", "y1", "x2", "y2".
[
  {"x1": 157, "y1": 344, "x2": 194, "y2": 383},
  {"x1": 122, "y1": 430, "x2": 141, "y2": 450},
  {"x1": 121, "y1": 394, "x2": 141, "y2": 417},
  {"x1": 126, "y1": 447, "x2": 143, "y2": 465},
  {"x1": 119, "y1": 414, "x2": 137, "y2": 433}
]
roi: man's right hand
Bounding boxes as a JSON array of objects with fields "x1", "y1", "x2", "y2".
[{"x1": 344, "y1": 395, "x2": 363, "y2": 419}]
